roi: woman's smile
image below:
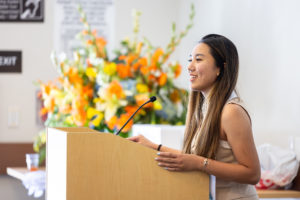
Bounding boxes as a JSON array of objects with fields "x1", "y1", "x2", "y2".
[{"x1": 189, "y1": 73, "x2": 198, "y2": 82}]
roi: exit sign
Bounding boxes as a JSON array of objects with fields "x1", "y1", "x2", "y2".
[{"x1": 0, "y1": 51, "x2": 22, "y2": 73}]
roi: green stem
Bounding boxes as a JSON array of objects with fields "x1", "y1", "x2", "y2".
[{"x1": 151, "y1": 110, "x2": 156, "y2": 124}]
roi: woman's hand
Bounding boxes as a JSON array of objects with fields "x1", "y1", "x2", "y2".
[
  {"x1": 127, "y1": 134, "x2": 157, "y2": 150},
  {"x1": 155, "y1": 152, "x2": 203, "y2": 172}
]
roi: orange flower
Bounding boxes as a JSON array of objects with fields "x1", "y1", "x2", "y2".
[
  {"x1": 41, "y1": 83, "x2": 51, "y2": 96},
  {"x1": 126, "y1": 54, "x2": 137, "y2": 65},
  {"x1": 174, "y1": 64, "x2": 182, "y2": 78},
  {"x1": 135, "y1": 94, "x2": 152, "y2": 108},
  {"x1": 106, "y1": 116, "x2": 117, "y2": 130},
  {"x1": 117, "y1": 64, "x2": 132, "y2": 79},
  {"x1": 92, "y1": 29, "x2": 97, "y2": 37},
  {"x1": 107, "y1": 80, "x2": 124, "y2": 99},
  {"x1": 148, "y1": 74, "x2": 156, "y2": 82},
  {"x1": 125, "y1": 105, "x2": 140, "y2": 115},
  {"x1": 133, "y1": 57, "x2": 147, "y2": 71},
  {"x1": 71, "y1": 97, "x2": 87, "y2": 126},
  {"x1": 96, "y1": 37, "x2": 106, "y2": 47},
  {"x1": 149, "y1": 65, "x2": 157, "y2": 71},
  {"x1": 132, "y1": 62, "x2": 139, "y2": 71},
  {"x1": 139, "y1": 57, "x2": 147, "y2": 66},
  {"x1": 140, "y1": 66, "x2": 149, "y2": 75},
  {"x1": 162, "y1": 54, "x2": 170, "y2": 63},
  {"x1": 116, "y1": 113, "x2": 133, "y2": 133},
  {"x1": 158, "y1": 72, "x2": 167, "y2": 86},
  {"x1": 119, "y1": 55, "x2": 127, "y2": 60},
  {"x1": 96, "y1": 37, "x2": 107, "y2": 58},
  {"x1": 48, "y1": 98, "x2": 55, "y2": 113},
  {"x1": 170, "y1": 90, "x2": 180, "y2": 103},
  {"x1": 82, "y1": 85, "x2": 94, "y2": 98},
  {"x1": 151, "y1": 48, "x2": 164, "y2": 66},
  {"x1": 86, "y1": 39, "x2": 93, "y2": 45},
  {"x1": 86, "y1": 59, "x2": 93, "y2": 67},
  {"x1": 82, "y1": 30, "x2": 88, "y2": 35},
  {"x1": 58, "y1": 77, "x2": 64, "y2": 84},
  {"x1": 39, "y1": 107, "x2": 48, "y2": 116},
  {"x1": 68, "y1": 68, "x2": 83, "y2": 85}
]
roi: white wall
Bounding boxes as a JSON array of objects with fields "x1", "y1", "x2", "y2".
[
  {"x1": 177, "y1": 0, "x2": 300, "y2": 148},
  {"x1": 115, "y1": 0, "x2": 180, "y2": 51},
  {"x1": 0, "y1": 0, "x2": 56, "y2": 142}
]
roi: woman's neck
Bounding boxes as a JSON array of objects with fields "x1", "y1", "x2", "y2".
[
  {"x1": 201, "y1": 88, "x2": 212, "y2": 117},
  {"x1": 201, "y1": 87, "x2": 213, "y2": 101}
]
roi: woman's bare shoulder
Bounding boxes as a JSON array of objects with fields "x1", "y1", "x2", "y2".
[{"x1": 221, "y1": 103, "x2": 252, "y2": 139}]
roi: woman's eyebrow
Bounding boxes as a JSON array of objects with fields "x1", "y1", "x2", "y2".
[
  {"x1": 189, "y1": 53, "x2": 205, "y2": 57},
  {"x1": 189, "y1": 53, "x2": 205, "y2": 58},
  {"x1": 195, "y1": 53, "x2": 205, "y2": 57}
]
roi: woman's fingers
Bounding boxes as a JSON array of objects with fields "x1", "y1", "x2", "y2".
[
  {"x1": 127, "y1": 136, "x2": 139, "y2": 142},
  {"x1": 157, "y1": 162, "x2": 182, "y2": 171},
  {"x1": 157, "y1": 162, "x2": 181, "y2": 168},
  {"x1": 155, "y1": 157, "x2": 177, "y2": 163},
  {"x1": 165, "y1": 167, "x2": 180, "y2": 171},
  {"x1": 157, "y1": 152, "x2": 177, "y2": 158}
]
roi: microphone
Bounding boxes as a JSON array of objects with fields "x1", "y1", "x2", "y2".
[{"x1": 115, "y1": 96, "x2": 157, "y2": 135}]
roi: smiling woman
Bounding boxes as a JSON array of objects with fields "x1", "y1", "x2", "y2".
[
  {"x1": 187, "y1": 43, "x2": 221, "y2": 95},
  {"x1": 128, "y1": 34, "x2": 260, "y2": 200}
]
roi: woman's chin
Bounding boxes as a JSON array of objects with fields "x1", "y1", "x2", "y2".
[{"x1": 190, "y1": 87, "x2": 202, "y2": 92}]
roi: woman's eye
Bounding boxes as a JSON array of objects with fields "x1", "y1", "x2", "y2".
[
  {"x1": 196, "y1": 58, "x2": 202, "y2": 62},
  {"x1": 188, "y1": 59, "x2": 192, "y2": 62}
]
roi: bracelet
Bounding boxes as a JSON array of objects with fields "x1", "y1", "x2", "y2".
[
  {"x1": 203, "y1": 158, "x2": 209, "y2": 168},
  {"x1": 157, "y1": 144, "x2": 162, "y2": 151}
]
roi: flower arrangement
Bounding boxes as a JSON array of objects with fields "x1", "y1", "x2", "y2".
[{"x1": 34, "y1": 5, "x2": 194, "y2": 160}]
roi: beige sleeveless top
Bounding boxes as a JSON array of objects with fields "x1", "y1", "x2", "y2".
[{"x1": 191, "y1": 92, "x2": 259, "y2": 200}]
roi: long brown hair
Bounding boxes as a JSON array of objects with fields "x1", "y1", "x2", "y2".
[{"x1": 182, "y1": 34, "x2": 239, "y2": 159}]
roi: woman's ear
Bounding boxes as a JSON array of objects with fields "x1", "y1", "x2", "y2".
[{"x1": 216, "y1": 67, "x2": 221, "y2": 76}]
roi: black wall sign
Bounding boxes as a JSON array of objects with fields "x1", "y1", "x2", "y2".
[
  {"x1": 0, "y1": 0, "x2": 44, "y2": 22},
  {"x1": 0, "y1": 51, "x2": 22, "y2": 73}
]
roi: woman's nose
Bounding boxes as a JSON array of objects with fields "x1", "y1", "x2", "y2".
[{"x1": 187, "y1": 62, "x2": 195, "y2": 73}]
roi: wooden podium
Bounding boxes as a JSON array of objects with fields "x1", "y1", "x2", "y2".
[{"x1": 46, "y1": 127, "x2": 209, "y2": 200}]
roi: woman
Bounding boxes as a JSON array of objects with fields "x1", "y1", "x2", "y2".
[{"x1": 128, "y1": 34, "x2": 260, "y2": 200}]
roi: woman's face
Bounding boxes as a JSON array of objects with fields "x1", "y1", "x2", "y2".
[{"x1": 188, "y1": 43, "x2": 220, "y2": 95}]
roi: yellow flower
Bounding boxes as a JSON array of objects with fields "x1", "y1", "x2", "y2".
[
  {"x1": 176, "y1": 121, "x2": 183, "y2": 125},
  {"x1": 86, "y1": 67, "x2": 97, "y2": 80},
  {"x1": 96, "y1": 82, "x2": 127, "y2": 121},
  {"x1": 136, "y1": 42, "x2": 143, "y2": 55},
  {"x1": 87, "y1": 107, "x2": 98, "y2": 119},
  {"x1": 136, "y1": 83, "x2": 149, "y2": 93},
  {"x1": 65, "y1": 115, "x2": 74, "y2": 125},
  {"x1": 40, "y1": 131, "x2": 46, "y2": 144},
  {"x1": 154, "y1": 100, "x2": 162, "y2": 110},
  {"x1": 87, "y1": 107, "x2": 104, "y2": 126},
  {"x1": 91, "y1": 113, "x2": 104, "y2": 127},
  {"x1": 33, "y1": 145, "x2": 39, "y2": 152},
  {"x1": 103, "y1": 62, "x2": 117, "y2": 76}
]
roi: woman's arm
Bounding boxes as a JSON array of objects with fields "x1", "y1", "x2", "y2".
[
  {"x1": 127, "y1": 135, "x2": 181, "y2": 154},
  {"x1": 211, "y1": 103, "x2": 261, "y2": 184},
  {"x1": 155, "y1": 104, "x2": 260, "y2": 185}
]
